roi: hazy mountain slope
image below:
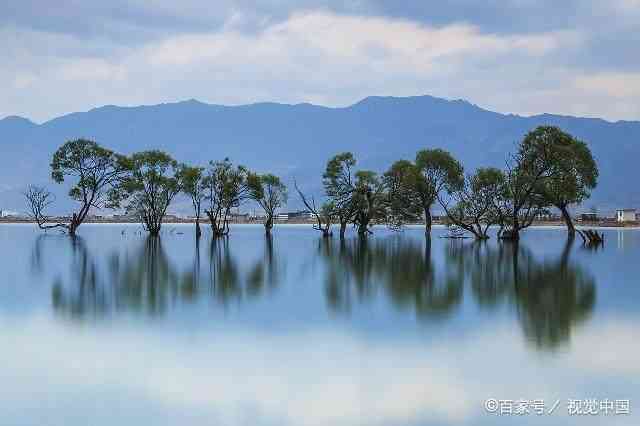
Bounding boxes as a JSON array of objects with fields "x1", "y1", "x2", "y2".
[{"x1": 0, "y1": 95, "x2": 638, "y2": 214}]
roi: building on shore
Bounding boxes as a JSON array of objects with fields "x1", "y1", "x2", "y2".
[
  {"x1": 275, "y1": 211, "x2": 314, "y2": 221},
  {"x1": 616, "y1": 208, "x2": 636, "y2": 223},
  {"x1": 580, "y1": 212, "x2": 599, "y2": 222}
]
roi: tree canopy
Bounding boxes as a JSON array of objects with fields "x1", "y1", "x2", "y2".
[
  {"x1": 247, "y1": 173, "x2": 288, "y2": 235},
  {"x1": 413, "y1": 149, "x2": 464, "y2": 234},
  {"x1": 203, "y1": 158, "x2": 250, "y2": 237},
  {"x1": 25, "y1": 138, "x2": 128, "y2": 235},
  {"x1": 114, "y1": 150, "x2": 181, "y2": 236}
]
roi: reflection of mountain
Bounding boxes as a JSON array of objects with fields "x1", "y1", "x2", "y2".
[
  {"x1": 319, "y1": 238, "x2": 463, "y2": 319},
  {"x1": 39, "y1": 235, "x2": 284, "y2": 319},
  {"x1": 448, "y1": 241, "x2": 596, "y2": 349}
]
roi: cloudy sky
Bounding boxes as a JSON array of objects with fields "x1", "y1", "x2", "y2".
[{"x1": 1, "y1": 0, "x2": 639, "y2": 122}]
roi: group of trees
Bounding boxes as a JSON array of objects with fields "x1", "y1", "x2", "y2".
[
  {"x1": 26, "y1": 125, "x2": 598, "y2": 242},
  {"x1": 25, "y1": 139, "x2": 287, "y2": 237},
  {"x1": 297, "y1": 125, "x2": 598, "y2": 241}
]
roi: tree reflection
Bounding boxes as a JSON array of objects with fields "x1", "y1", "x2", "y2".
[
  {"x1": 51, "y1": 236, "x2": 108, "y2": 318},
  {"x1": 42, "y1": 235, "x2": 284, "y2": 319},
  {"x1": 448, "y1": 239, "x2": 596, "y2": 349},
  {"x1": 319, "y1": 237, "x2": 463, "y2": 319},
  {"x1": 38, "y1": 232, "x2": 595, "y2": 348}
]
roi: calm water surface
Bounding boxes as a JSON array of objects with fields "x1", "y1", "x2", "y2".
[{"x1": 0, "y1": 224, "x2": 638, "y2": 425}]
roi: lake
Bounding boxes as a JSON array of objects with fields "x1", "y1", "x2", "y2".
[{"x1": 0, "y1": 223, "x2": 637, "y2": 425}]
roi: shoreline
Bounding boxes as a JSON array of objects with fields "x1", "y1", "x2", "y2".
[{"x1": 1, "y1": 218, "x2": 639, "y2": 230}]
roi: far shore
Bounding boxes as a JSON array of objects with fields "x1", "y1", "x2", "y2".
[{"x1": 2, "y1": 217, "x2": 639, "y2": 229}]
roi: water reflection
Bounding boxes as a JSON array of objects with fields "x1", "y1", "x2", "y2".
[
  {"x1": 34, "y1": 232, "x2": 596, "y2": 350},
  {"x1": 319, "y1": 238, "x2": 463, "y2": 319},
  {"x1": 319, "y1": 237, "x2": 596, "y2": 350},
  {"x1": 447, "y1": 241, "x2": 596, "y2": 349},
  {"x1": 41, "y1": 235, "x2": 285, "y2": 318}
]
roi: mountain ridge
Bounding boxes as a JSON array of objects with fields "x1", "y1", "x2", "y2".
[
  {"x1": 0, "y1": 94, "x2": 638, "y2": 214},
  {"x1": 4, "y1": 95, "x2": 636, "y2": 126}
]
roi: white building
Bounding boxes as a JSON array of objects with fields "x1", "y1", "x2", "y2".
[{"x1": 616, "y1": 209, "x2": 636, "y2": 222}]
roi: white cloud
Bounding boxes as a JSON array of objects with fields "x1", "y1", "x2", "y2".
[
  {"x1": 1, "y1": 11, "x2": 592, "y2": 122},
  {"x1": 575, "y1": 72, "x2": 640, "y2": 98},
  {"x1": 2, "y1": 314, "x2": 638, "y2": 426}
]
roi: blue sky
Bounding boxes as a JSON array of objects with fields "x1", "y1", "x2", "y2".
[{"x1": 1, "y1": 0, "x2": 639, "y2": 122}]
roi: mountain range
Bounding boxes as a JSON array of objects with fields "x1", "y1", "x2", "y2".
[{"x1": 1, "y1": 95, "x2": 638, "y2": 215}]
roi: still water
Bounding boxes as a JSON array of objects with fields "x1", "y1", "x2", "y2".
[{"x1": 0, "y1": 224, "x2": 638, "y2": 425}]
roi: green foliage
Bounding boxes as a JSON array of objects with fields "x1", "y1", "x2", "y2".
[
  {"x1": 177, "y1": 164, "x2": 206, "y2": 213},
  {"x1": 352, "y1": 170, "x2": 387, "y2": 235},
  {"x1": 115, "y1": 150, "x2": 181, "y2": 235},
  {"x1": 527, "y1": 127, "x2": 599, "y2": 208},
  {"x1": 414, "y1": 148, "x2": 464, "y2": 204},
  {"x1": 45, "y1": 138, "x2": 129, "y2": 234},
  {"x1": 384, "y1": 159, "x2": 422, "y2": 228},
  {"x1": 203, "y1": 158, "x2": 250, "y2": 236},
  {"x1": 498, "y1": 126, "x2": 598, "y2": 239},
  {"x1": 322, "y1": 152, "x2": 357, "y2": 226},
  {"x1": 444, "y1": 167, "x2": 505, "y2": 239},
  {"x1": 247, "y1": 173, "x2": 288, "y2": 231},
  {"x1": 323, "y1": 152, "x2": 356, "y2": 198}
]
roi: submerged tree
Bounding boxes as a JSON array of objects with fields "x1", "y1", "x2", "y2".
[
  {"x1": 323, "y1": 152, "x2": 358, "y2": 239},
  {"x1": 295, "y1": 180, "x2": 335, "y2": 238},
  {"x1": 440, "y1": 167, "x2": 505, "y2": 240},
  {"x1": 351, "y1": 170, "x2": 387, "y2": 237},
  {"x1": 178, "y1": 165, "x2": 206, "y2": 238},
  {"x1": 24, "y1": 185, "x2": 57, "y2": 229},
  {"x1": 203, "y1": 158, "x2": 250, "y2": 237},
  {"x1": 413, "y1": 149, "x2": 464, "y2": 236},
  {"x1": 25, "y1": 139, "x2": 128, "y2": 236},
  {"x1": 384, "y1": 159, "x2": 422, "y2": 229},
  {"x1": 114, "y1": 150, "x2": 181, "y2": 236},
  {"x1": 536, "y1": 127, "x2": 598, "y2": 239},
  {"x1": 247, "y1": 173, "x2": 288, "y2": 236},
  {"x1": 498, "y1": 127, "x2": 572, "y2": 241}
]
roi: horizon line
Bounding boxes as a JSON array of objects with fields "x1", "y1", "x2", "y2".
[{"x1": 1, "y1": 94, "x2": 635, "y2": 126}]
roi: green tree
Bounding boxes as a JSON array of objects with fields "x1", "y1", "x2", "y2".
[
  {"x1": 440, "y1": 167, "x2": 505, "y2": 240},
  {"x1": 384, "y1": 159, "x2": 422, "y2": 229},
  {"x1": 414, "y1": 149, "x2": 464, "y2": 236},
  {"x1": 115, "y1": 150, "x2": 181, "y2": 236},
  {"x1": 247, "y1": 173, "x2": 288, "y2": 236},
  {"x1": 498, "y1": 126, "x2": 584, "y2": 240},
  {"x1": 351, "y1": 170, "x2": 387, "y2": 237},
  {"x1": 178, "y1": 165, "x2": 206, "y2": 238},
  {"x1": 536, "y1": 127, "x2": 598, "y2": 239},
  {"x1": 323, "y1": 152, "x2": 358, "y2": 239},
  {"x1": 203, "y1": 158, "x2": 250, "y2": 237},
  {"x1": 24, "y1": 138, "x2": 128, "y2": 236}
]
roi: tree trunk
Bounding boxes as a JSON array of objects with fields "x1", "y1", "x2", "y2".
[
  {"x1": 424, "y1": 207, "x2": 432, "y2": 236},
  {"x1": 265, "y1": 216, "x2": 273, "y2": 236},
  {"x1": 195, "y1": 217, "x2": 202, "y2": 238},
  {"x1": 339, "y1": 221, "x2": 347, "y2": 239},
  {"x1": 559, "y1": 204, "x2": 575, "y2": 240},
  {"x1": 68, "y1": 213, "x2": 80, "y2": 236},
  {"x1": 357, "y1": 217, "x2": 369, "y2": 237}
]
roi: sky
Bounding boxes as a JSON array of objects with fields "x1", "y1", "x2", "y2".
[{"x1": 1, "y1": 0, "x2": 639, "y2": 123}]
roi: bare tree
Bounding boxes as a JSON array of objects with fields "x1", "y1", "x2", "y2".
[
  {"x1": 294, "y1": 180, "x2": 334, "y2": 237},
  {"x1": 23, "y1": 185, "x2": 66, "y2": 232}
]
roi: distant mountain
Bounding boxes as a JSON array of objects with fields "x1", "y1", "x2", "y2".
[{"x1": 1, "y1": 95, "x2": 638, "y2": 214}]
